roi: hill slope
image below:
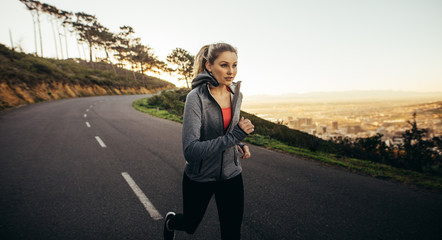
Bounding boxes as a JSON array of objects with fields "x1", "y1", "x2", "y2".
[{"x1": 0, "y1": 44, "x2": 174, "y2": 110}]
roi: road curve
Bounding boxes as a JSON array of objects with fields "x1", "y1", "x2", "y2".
[{"x1": 1, "y1": 95, "x2": 441, "y2": 240}]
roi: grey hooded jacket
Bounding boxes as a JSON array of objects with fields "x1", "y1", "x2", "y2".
[{"x1": 182, "y1": 72, "x2": 248, "y2": 182}]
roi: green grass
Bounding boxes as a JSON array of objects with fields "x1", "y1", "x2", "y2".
[
  {"x1": 133, "y1": 96, "x2": 442, "y2": 193},
  {"x1": 133, "y1": 98, "x2": 183, "y2": 123}
]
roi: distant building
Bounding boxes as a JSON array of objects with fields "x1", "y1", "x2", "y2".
[
  {"x1": 289, "y1": 119, "x2": 299, "y2": 129},
  {"x1": 332, "y1": 121, "x2": 338, "y2": 130},
  {"x1": 298, "y1": 118, "x2": 313, "y2": 126},
  {"x1": 376, "y1": 126, "x2": 386, "y2": 135},
  {"x1": 347, "y1": 125, "x2": 362, "y2": 134},
  {"x1": 315, "y1": 123, "x2": 327, "y2": 134},
  {"x1": 321, "y1": 125, "x2": 327, "y2": 134},
  {"x1": 290, "y1": 117, "x2": 314, "y2": 130}
]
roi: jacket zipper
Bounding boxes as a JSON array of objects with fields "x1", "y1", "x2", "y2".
[
  {"x1": 207, "y1": 83, "x2": 241, "y2": 180},
  {"x1": 219, "y1": 151, "x2": 224, "y2": 180},
  {"x1": 234, "y1": 148, "x2": 238, "y2": 166},
  {"x1": 228, "y1": 83, "x2": 240, "y2": 168},
  {"x1": 198, "y1": 158, "x2": 203, "y2": 173},
  {"x1": 207, "y1": 85, "x2": 228, "y2": 180}
]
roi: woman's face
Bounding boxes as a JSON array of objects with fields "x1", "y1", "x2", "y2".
[{"x1": 206, "y1": 51, "x2": 238, "y2": 86}]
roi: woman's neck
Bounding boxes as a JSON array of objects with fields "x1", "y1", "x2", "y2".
[
  {"x1": 209, "y1": 84, "x2": 229, "y2": 97},
  {"x1": 209, "y1": 84, "x2": 231, "y2": 108}
]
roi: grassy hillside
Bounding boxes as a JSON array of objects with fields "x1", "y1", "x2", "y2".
[
  {"x1": 0, "y1": 44, "x2": 174, "y2": 110},
  {"x1": 133, "y1": 89, "x2": 442, "y2": 192}
]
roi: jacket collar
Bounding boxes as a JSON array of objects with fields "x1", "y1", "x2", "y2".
[
  {"x1": 191, "y1": 71, "x2": 218, "y2": 89},
  {"x1": 204, "y1": 81, "x2": 240, "y2": 96},
  {"x1": 192, "y1": 71, "x2": 240, "y2": 95}
]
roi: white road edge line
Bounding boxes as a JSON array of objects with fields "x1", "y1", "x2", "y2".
[
  {"x1": 86, "y1": 109, "x2": 89, "y2": 112},
  {"x1": 121, "y1": 172, "x2": 163, "y2": 220},
  {"x1": 85, "y1": 122, "x2": 91, "y2": 128},
  {"x1": 84, "y1": 114, "x2": 87, "y2": 118},
  {"x1": 95, "y1": 136, "x2": 107, "y2": 148}
]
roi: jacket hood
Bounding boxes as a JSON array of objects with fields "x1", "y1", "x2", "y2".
[{"x1": 191, "y1": 71, "x2": 219, "y2": 89}]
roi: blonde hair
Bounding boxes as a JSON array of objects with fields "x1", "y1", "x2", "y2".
[{"x1": 193, "y1": 43, "x2": 238, "y2": 78}]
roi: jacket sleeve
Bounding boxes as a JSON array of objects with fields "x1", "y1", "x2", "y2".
[{"x1": 182, "y1": 91, "x2": 248, "y2": 164}]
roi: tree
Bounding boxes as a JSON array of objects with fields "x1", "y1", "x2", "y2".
[
  {"x1": 357, "y1": 133, "x2": 383, "y2": 152},
  {"x1": 40, "y1": 3, "x2": 75, "y2": 59},
  {"x1": 154, "y1": 59, "x2": 169, "y2": 76},
  {"x1": 97, "y1": 29, "x2": 117, "y2": 74},
  {"x1": 126, "y1": 37, "x2": 141, "y2": 81},
  {"x1": 41, "y1": 3, "x2": 62, "y2": 59},
  {"x1": 72, "y1": 12, "x2": 105, "y2": 64},
  {"x1": 132, "y1": 43, "x2": 153, "y2": 86},
  {"x1": 112, "y1": 26, "x2": 137, "y2": 78},
  {"x1": 140, "y1": 53, "x2": 165, "y2": 76},
  {"x1": 355, "y1": 133, "x2": 390, "y2": 163},
  {"x1": 59, "y1": 10, "x2": 73, "y2": 58},
  {"x1": 20, "y1": 0, "x2": 43, "y2": 57},
  {"x1": 167, "y1": 48, "x2": 194, "y2": 88},
  {"x1": 402, "y1": 112, "x2": 435, "y2": 171},
  {"x1": 132, "y1": 43, "x2": 165, "y2": 85}
]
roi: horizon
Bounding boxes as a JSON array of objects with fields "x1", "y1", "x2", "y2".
[
  {"x1": 247, "y1": 89, "x2": 442, "y2": 96},
  {"x1": 243, "y1": 89, "x2": 442, "y2": 105},
  {"x1": 244, "y1": 89, "x2": 442, "y2": 99},
  {"x1": 1, "y1": 0, "x2": 441, "y2": 96}
]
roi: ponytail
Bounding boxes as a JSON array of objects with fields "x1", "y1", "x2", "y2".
[{"x1": 193, "y1": 45, "x2": 210, "y2": 78}]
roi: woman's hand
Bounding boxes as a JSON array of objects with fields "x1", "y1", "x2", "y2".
[
  {"x1": 237, "y1": 145, "x2": 251, "y2": 159},
  {"x1": 238, "y1": 117, "x2": 254, "y2": 134}
]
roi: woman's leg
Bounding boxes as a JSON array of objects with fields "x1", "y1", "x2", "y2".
[
  {"x1": 168, "y1": 173, "x2": 214, "y2": 234},
  {"x1": 215, "y1": 174, "x2": 244, "y2": 240}
]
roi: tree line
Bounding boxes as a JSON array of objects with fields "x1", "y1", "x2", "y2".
[
  {"x1": 330, "y1": 112, "x2": 442, "y2": 174},
  {"x1": 18, "y1": 0, "x2": 195, "y2": 87}
]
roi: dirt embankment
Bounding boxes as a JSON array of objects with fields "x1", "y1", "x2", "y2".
[
  {"x1": 0, "y1": 44, "x2": 175, "y2": 110},
  {"x1": 0, "y1": 81, "x2": 169, "y2": 110}
]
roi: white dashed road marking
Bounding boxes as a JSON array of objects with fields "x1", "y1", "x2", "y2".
[
  {"x1": 84, "y1": 101, "x2": 161, "y2": 219},
  {"x1": 121, "y1": 172, "x2": 163, "y2": 220},
  {"x1": 95, "y1": 136, "x2": 107, "y2": 148}
]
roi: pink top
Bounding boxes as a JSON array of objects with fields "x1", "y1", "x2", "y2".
[{"x1": 221, "y1": 106, "x2": 232, "y2": 131}]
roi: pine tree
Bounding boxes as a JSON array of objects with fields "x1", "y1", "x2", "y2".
[
  {"x1": 402, "y1": 112, "x2": 435, "y2": 171},
  {"x1": 167, "y1": 48, "x2": 194, "y2": 88}
]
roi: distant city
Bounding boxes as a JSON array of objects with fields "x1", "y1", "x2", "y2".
[{"x1": 243, "y1": 92, "x2": 442, "y2": 147}]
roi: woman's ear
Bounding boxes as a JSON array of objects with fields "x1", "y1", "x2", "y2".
[{"x1": 205, "y1": 61, "x2": 212, "y2": 72}]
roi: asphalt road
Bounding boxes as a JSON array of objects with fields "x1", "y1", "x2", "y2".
[{"x1": 1, "y1": 95, "x2": 441, "y2": 240}]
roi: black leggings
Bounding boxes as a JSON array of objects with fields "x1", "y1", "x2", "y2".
[{"x1": 168, "y1": 173, "x2": 244, "y2": 240}]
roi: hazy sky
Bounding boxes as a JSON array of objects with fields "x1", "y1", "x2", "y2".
[{"x1": 1, "y1": 0, "x2": 441, "y2": 96}]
